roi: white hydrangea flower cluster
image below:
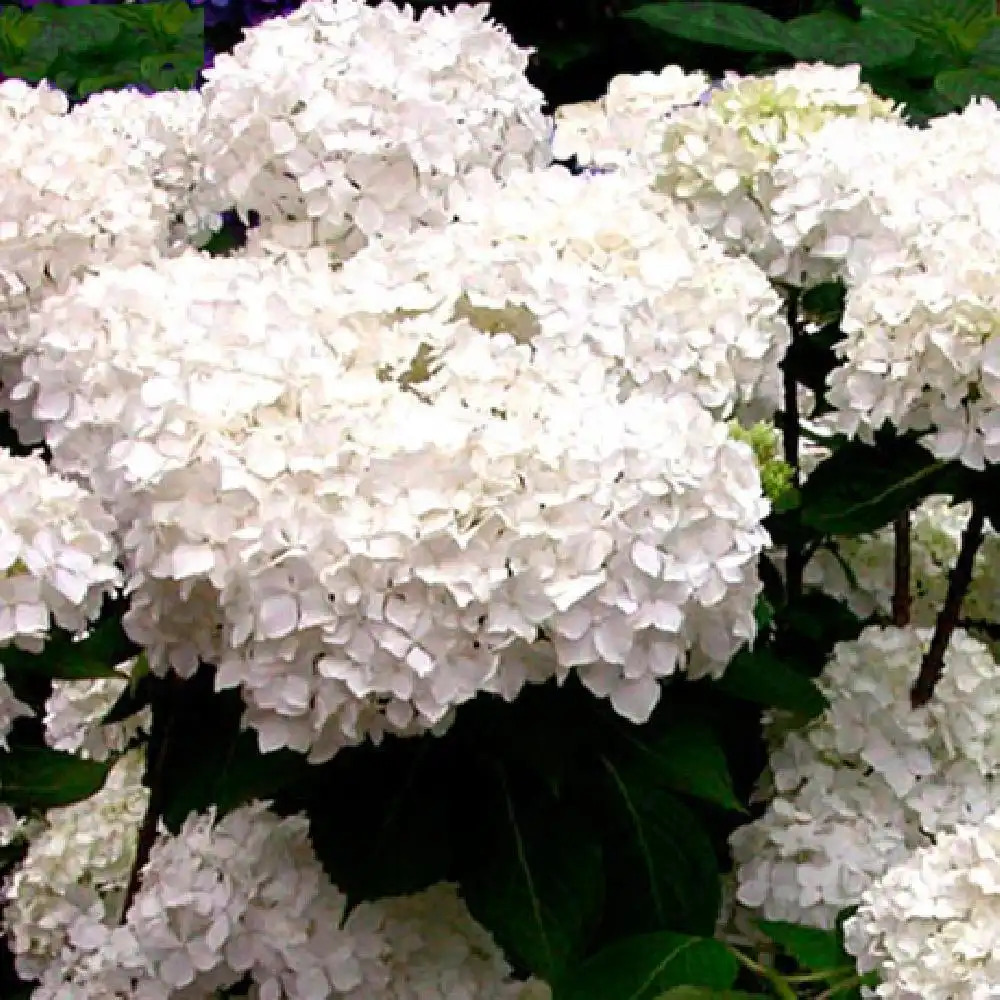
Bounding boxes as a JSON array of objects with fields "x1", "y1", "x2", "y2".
[
  {"x1": 843, "y1": 809, "x2": 1000, "y2": 1000},
  {"x1": 16, "y1": 221, "x2": 770, "y2": 758},
  {"x1": 44, "y1": 657, "x2": 151, "y2": 761},
  {"x1": 766, "y1": 115, "x2": 926, "y2": 290},
  {"x1": 770, "y1": 99, "x2": 1000, "y2": 468},
  {"x1": 0, "y1": 448, "x2": 120, "y2": 652},
  {"x1": 0, "y1": 77, "x2": 69, "y2": 127},
  {"x1": 552, "y1": 63, "x2": 900, "y2": 286},
  {"x1": 191, "y1": 0, "x2": 551, "y2": 264},
  {"x1": 341, "y1": 882, "x2": 536, "y2": 1000},
  {"x1": 806, "y1": 497, "x2": 1000, "y2": 637},
  {"x1": 2, "y1": 749, "x2": 148, "y2": 982},
  {"x1": 33, "y1": 802, "x2": 540, "y2": 1000},
  {"x1": 368, "y1": 166, "x2": 790, "y2": 421},
  {"x1": 0, "y1": 80, "x2": 194, "y2": 443},
  {"x1": 68, "y1": 87, "x2": 222, "y2": 250},
  {"x1": 732, "y1": 625, "x2": 1000, "y2": 927},
  {"x1": 551, "y1": 66, "x2": 711, "y2": 170}
]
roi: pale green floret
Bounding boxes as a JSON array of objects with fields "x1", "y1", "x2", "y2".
[{"x1": 729, "y1": 420, "x2": 795, "y2": 505}]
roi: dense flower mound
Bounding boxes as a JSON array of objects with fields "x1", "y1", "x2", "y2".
[
  {"x1": 31, "y1": 801, "x2": 542, "y2": 1000},
  {"x1": 191, "y1": 0, "x2": 552, "y2": 263},
  {"x1": 0, "y1": 79, "x2": 196, "y2": 441},
  {"x1": 341, "y1": 883, "x2": 540, "y2": 1000},
  {"x1": 552, "y1": 62, "x2": 900, "y2": 286},
  {"x1": 2, "y1": 750, "x2": 148, "y2": 981},
  {"x1": 0, "y1": 448, "x2": 120, "y2": 652},
  {"x1": 769, "y1": 98, "x2": 1000, "y2": 468},
  {"x1": 68, "y1": 87, "x2": 222, "y2": 250},
  {"x1": 341, "y1": 166, "x2": 790, "y2": 421},
  {"x1": 844, "y1": 808, "x2": 1000, "y2": 999},
  {"x1": 14, "y1": 242, "x2": 770, "y2": 758},
  {"x1": 732, "y1": 625, "x2": 1000, "y2": 927},
  {"x1": 44, "y1": 657, "x2": 151, "y2": 761}
]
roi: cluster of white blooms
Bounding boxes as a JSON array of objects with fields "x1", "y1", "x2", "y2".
[
  {"x1": 732, "y1": 625, "x2": 1000, "y2": 927},
  {"x1": 844, "y1": 809, "x2": 1000, "y2": 999},
  {"x1": 44, "y1": 658, "x2": 151, "y2": 761},
  {"x1": 68, "y1": 87, "x2": 222, "y2": 250},
  {"x1": 342, "y1": 165, "x2": 790, "y2": 420},
  {"x1": 553, "y1": 63, "x2": 900, "y2": 286},
  {"x1": 770, "y1": 98, "x2": 1000, "y2": 468},
  {"x1": 2, "y1": 750, "x2": 148, "y2": 981},
  {"x1": 15, "y1": 213, "x2": 770, "y2": 757},
  {"x1": 0, "y1": 448, "x2": 120, "y2": 651},
  {"x1": 0, "y1": 79, "x2": 193, "y2": 442},
  {"x1": 191, "y1": 0, "x2": 551, "y2": 263},
  {"x1": 341, "y1": 883, "x2": 539, "y2": 1000},
  {"x1": 33, "y1": 801, "x2": 541, "y2": 1000},
  {"x1": 551, "y1": 66, "x2": 711, "y2": 169},
  {"x1": 806, "y1": 497, "x2": 1000, "y2": 637}
]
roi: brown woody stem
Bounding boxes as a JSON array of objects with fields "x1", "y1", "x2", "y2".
[
  {"x1": 892, "y1": 510, "x2": 912, "y2": 627},
  {"x1": 911, "y1": 502, "x2": 985, "y2": 708}
]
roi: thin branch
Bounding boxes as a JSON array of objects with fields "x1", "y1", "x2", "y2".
[
  {"x1": 892, "y1": 509, "x2": 912, "y2": 627},
  {"x1": 120, "y1": 675, "x2": 176, "y2": 922},
  {"x1": 781, "y1": 288, "x2": 805, "y2": 605},
  {"x1": 911, "y1": 501, "x2": 986, "y2": 708}
]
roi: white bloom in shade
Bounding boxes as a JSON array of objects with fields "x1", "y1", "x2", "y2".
[
  {"x1": 553, "y1": 62, "x2": 900, "y2": 287},
  {"x1": 0, "y1": 449, "x2": 120, "y2": 652},
  {"x1": 730, "y1": 743, "x2": 924, "y2": 929},
  {"x1": 844, "y1": 809, "x2": 1000, "y2": 1000},
  {"x1": 192, "y1": 0, "x2": 551, "y2": 263},
  {"x1": 44, "y1": 658, "x2": 151, "y2": 761},
  {"x1": 31, "y1": 802, "x2": 380, "y2": 1000},
  {"x1": 0, "y1": 664, "x2": 31, "y2": 748},
  {"x1": 30, "y1": 803, "x2": 546, "y2": 1000},
  {"x1": 342, "y1": 882, "x2": 536, "y2": 1000},
  {"x1": 18, "y1": 243, "x2": 769, "y2": 758},
  {"x1": 732, "y1": 626, "x2": 1000, "y2": 928},
  {"x1": 2, "y1": 749, "x2": 148, "y2": 981}
]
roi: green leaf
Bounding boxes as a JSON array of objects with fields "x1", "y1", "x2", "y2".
[
  {"x1": 17, "y1": 3, "x2": 122, "y2": 56},
  {"x1": 623, "y1": 3, "x2": 791, "y2": 54},
  {"x1": 971, "y1": 22, "x2": 1000, "y2": 65},
  {"x1": 157, "y1": 677, "x2": 309, "y2": 832},
  {"x1": 656, "y1": 990, "x2": 770, "y2": 1000},
  {"x1": 614, "y1": 719, "x2": 743, "y2": 813},
  {"x1": 757, "y1": 920, "x2": 849, "y2": 972},
  {"x1": 150, "y1": 0, "x2": 201, "y2": 39},
  {"x1": 1, "y1": 617, "x2": 136, "y2": 682},
  {"x1": 934, "y1": 66, "x2": 1000, "y2": 103},
  {"x1": 710, "y1": 647, "x2": 827, "y2": 718},
  {"x1": 559, "y1": 933, "x2": 739, "y2": 1000},
  {"x1": 597, "y1": 760, "x2": 722, "y2": 937},
  {"x1": 799, "y1": 437, "x2": 952, "y2": 535},
  {"x1": 303, "y1": 738, "x2": 454, "y2": 904},
  {"x1": 461, "y1": 772, "x2": 604, "y2": 984},
  {"x1": 861, "y1": 0, "x2": 995, "y2": 60},
  {"x1": 0, "y1": 747, "x2": 111, "y2": 808},
  {"x1": 785, "y1": 12, "x2": 916, "y2": 67}
]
